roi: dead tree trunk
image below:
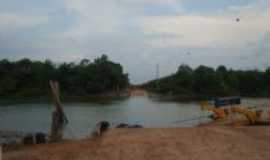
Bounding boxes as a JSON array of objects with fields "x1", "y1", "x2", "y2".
[{"x1": 49, "y1": 80, "x2": 68, "y2": 142}]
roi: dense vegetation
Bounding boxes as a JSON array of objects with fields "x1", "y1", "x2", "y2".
[
  {"x1": 145, "y1": 64, "x2": 270, "y2": 98},
  {"x1": 0, "y1": 55, "x2": 129, "y2": 98}
]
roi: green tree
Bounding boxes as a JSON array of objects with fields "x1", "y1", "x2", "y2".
[{"x1": 0, "y1": 55, "x2": 129, "y2": 98}]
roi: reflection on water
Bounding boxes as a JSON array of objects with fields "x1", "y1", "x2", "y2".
[{"x1": 0, "y1": 97, "x2": 269, "y2": 139}]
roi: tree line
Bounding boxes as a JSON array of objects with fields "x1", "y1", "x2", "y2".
[
  {"x1": 144, "y1": 64, "x2": 270, "y2": 98},
  {"x1": 0, "y1": 55, "x2": 129, "y2": 98}
]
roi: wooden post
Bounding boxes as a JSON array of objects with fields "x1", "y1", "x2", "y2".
[{"x1": 49, "y1": 80, "x2": 68, "y2": 142}]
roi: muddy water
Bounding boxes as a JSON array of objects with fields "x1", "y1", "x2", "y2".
[{"x1": 0, "y1": 97, "x2": 269, "y2": 139}]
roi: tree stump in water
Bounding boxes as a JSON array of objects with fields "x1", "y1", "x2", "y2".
[
  {"x1": 50, "y1": 111, "x2": 65, "y2": 142},
  {"x1": 49, "y1": 81, "x2": 68, "y2": 142}
]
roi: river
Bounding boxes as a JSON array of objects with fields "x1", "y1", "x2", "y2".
[{"x1": 0, "y1": 96, "x2": 269, "y2": 139}]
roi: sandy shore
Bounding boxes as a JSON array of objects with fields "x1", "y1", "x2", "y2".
[{"x1": 3, "y1": 126, "x2": 270, "y2": 160}]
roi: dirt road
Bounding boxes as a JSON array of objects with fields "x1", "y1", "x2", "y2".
[
  {"x1": 4, "y1": 127, "x2": 270, "y2": 160},
  {"x1": 129, "y1": 88, "x2": 148, "y2": 97}
]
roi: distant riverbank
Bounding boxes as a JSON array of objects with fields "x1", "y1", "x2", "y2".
[
  {"x1": 147, "y1": 90, "x2": 270, "y2": 103},
  {"x1": 148, "y1": 93, "x2": 197, "y2": 102},
  {"x1": 0, "y1": 90, "x2": 130, "y2": 104}
]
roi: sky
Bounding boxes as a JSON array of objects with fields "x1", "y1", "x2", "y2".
[{"x1": 0, "y1": 0, "x2": 270, "y2": 84}]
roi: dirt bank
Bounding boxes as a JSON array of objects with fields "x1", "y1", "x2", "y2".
[{"x1": 4, "y1": 127, "x2": 270, "y2": 160}]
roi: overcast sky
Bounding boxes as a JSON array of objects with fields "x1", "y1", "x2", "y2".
[{"x1": 0, "y1": 0, "x2": 270, "y2": 83}]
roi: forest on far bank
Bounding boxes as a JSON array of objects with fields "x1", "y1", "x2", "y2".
[
  {"x1": 0, "y1": 55, "x2": 129, "y2": 98},
  {"x1": 2, "y1": 55, "x2": 270, "y2": 100},
  {"x1": 144, "y1": 64, "x2": 270, "y2": 98}
]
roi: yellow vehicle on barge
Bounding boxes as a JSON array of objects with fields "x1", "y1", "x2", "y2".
[{"x1": 200, "y1": 97, "x2": 269, "y2": 125}]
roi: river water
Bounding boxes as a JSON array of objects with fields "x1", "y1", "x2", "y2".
[{"x1": 0, "y1": 97, "x2": 269, "y2": 139}]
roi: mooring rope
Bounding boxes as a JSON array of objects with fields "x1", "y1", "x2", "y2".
[{"x1": 173, "y1": 115, "x2": 210, "y2": 124}]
